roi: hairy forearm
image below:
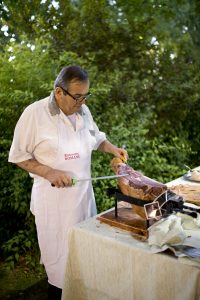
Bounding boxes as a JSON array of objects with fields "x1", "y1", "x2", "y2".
[
  {"x1": 98, "y1": 140, "x2": 118, "y2": 154},
  {"x1": 16, "y1": 159, "x2": 72, "y2": 187},
  {"x1": 98, "y1": 140, "x2": 128, "y2": 162},
  {"x1": 17, "y1": 159, "x2": 52, "y2": 179}
]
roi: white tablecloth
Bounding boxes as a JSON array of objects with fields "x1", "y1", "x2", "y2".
[
  {"x1": 62, "y1": 175, "x2": 200, "y2": 300},
  {"x1": 167, "y1": 166, "x2": 200, "y2": 188}
]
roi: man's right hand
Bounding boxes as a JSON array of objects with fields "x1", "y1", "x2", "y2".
[
  {"x1": 16, "y1": 159, "x2": 73, "y2": 188},
  {"x1": 44, "y1": 169, "x2": 73, "y2": 188}
]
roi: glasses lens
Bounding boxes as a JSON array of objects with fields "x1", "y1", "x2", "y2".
[{"x1": 75, "y1": 93, "x2": 91, "y2": 101}]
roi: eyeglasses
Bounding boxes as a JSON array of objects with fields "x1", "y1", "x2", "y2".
[{"x1": 60, "y1": 86, "x2": 91, "y2": 102}]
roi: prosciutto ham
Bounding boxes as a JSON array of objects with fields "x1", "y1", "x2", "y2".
[{"x1": 111, "y1": 158, "x2": 167, "y2": 201}]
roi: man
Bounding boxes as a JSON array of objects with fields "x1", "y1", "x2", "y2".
[{"x1": 9, "y1": 65, "x2": 128, "y2": 299}]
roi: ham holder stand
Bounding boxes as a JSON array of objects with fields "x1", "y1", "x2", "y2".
[{"x1": 97, "y1": 188, "x2": 200, "y2": 238}]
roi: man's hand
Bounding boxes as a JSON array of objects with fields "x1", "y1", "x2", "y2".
[
  {"x1": 44, "y1": 169, "x2": 72, "y2": 188},
  {"x1": 98, "y1": 140, "x2": 128, "y2": 162},
  {"x1": 17, "y1": 159, "x2": 73, "y2": 188},
  {"x1": 111, "y1": 147, "x2": 128, "y2": 163}
]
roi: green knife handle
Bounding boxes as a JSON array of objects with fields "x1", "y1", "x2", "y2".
[
  {"x1": 51, "y1": 179, "x2": 77, "y2": 186},
  {"x1": 71, "y1": 178, "x2": 78, "y2": 186}
]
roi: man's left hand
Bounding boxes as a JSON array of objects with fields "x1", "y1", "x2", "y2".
[{"x1": 112, "y1": 147, "x2": 128, "y2": 163}]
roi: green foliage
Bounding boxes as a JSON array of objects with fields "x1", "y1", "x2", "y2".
[
  {"x1": 92, "y1": 103, "x2": 191, "y2": 212},
  {"x1": 0, "y1": 0, "x2": 200, "y2": 268},
  {"x1": 2, "y1": 226, "x2": 37, "y2": 270}
]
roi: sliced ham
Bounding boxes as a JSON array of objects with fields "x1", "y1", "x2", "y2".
[{"x1": 111, "y1": 158, "x2": 167, "y2": 210}]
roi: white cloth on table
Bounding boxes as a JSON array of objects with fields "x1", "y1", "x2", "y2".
[{"x1": 62, "y1": 216, "x2": 200, "y2": 300}]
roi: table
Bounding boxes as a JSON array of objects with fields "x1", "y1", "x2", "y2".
[{"x1": 62, "y1": 175, "x2": 200, "y2": 300}]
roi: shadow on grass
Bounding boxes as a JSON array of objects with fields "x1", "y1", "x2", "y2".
[
  {"x1": 0, "y1": 261, "x2": 48, "y2": 300},
  {"x1": 1, "y1": 277, "x2": 48, "y2": 300}
]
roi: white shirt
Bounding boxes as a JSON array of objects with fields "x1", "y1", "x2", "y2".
[
  {"x1": 8, "y1": 92, "x2": 106, "y2": 167},
  {"x1": 67, "y1": 113, "x2": 77, "y2": 130}
]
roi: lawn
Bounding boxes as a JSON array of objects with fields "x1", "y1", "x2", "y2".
[{"x1": 0, "y1": 262, "x2": 48, "y2": 299}]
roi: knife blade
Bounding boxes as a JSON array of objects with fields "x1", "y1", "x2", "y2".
[
  {"x1": 51, "y1": 173, "x2": 128, "y2": 187},
  {"x1": 71, "y1": 173, "x2": 128, "y2": 185}
]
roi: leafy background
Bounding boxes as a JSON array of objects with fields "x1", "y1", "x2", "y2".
[{"x1": 0, "y1": 0, "x2": 200, "y2": 269}]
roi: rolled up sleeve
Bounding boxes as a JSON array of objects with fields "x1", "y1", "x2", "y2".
[
  {"x1": 8, "y1": 105, "x2": 36, "y2": 163},
  {"x1": 82, "y1": 105, "x2": 106, "y2": 150},
  {"x1": 92, "y1": 121, "x2": 106, "y2": 150}
]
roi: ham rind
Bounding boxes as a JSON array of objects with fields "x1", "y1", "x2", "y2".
[{"x1": 111, "y1": 158, "x2": 167, "y2": 200}]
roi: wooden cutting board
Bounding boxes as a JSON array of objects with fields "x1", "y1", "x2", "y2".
[{"x1": 97, "y1": 207, "x2": 151, "y2": 239}]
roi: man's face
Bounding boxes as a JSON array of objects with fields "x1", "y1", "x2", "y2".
[{"x1": 55, "y1": 79, "x2": 90, "y2": 115}]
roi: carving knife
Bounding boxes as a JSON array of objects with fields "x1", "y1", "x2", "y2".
[
  {"x1": 51, "y1": 174, "x2": 128, "y2": 187},
  {"x1": 71, "y1": 173, "x2": 128, "y2": 185}
]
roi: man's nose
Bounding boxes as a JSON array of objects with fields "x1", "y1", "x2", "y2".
[{"x1": 80, "y1": 98, "x2": 86, "y2": 104}]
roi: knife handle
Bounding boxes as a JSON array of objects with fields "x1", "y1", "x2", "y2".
[
  {"x1": 51, "y1": 178, "x2": 77, "y2": 187},
  {"x1": 72, "y1": 178, "x2": 78, "y2": 186}
]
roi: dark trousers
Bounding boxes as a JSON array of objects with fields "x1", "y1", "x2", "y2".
[{"x1": 48, "y1": 283, "x2": 62, "y2": 300}]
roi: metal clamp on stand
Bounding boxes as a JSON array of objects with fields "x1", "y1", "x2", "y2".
[
  {"x1": 108, "y1": 187, "x2": 199, "y2": 221},
  {"x1": 107, "y1": 188, "x2": 152, "y2": 217}
]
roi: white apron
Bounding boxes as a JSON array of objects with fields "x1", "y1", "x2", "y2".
[{"x1": 31, "y1": 112, "x2": 97, "y2": 288}]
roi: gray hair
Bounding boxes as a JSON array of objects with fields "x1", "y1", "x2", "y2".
[{"x1": 54, "y1": 65, "x2": 89, "y2": 89}]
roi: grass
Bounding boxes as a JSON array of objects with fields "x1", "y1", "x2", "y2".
[{"x1": 0, "y1": 262, "x2": 48, "y2": 300}]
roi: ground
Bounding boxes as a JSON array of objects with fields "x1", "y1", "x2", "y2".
[{"x1": 0, "y1": 262, "x2": 48, "y2": 300}]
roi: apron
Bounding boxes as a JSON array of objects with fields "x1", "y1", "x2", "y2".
[{"x1": 31, "y1": 112, "x2": 97, "y2": 288}]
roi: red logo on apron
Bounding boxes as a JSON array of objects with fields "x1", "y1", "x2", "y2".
[{"x1": 64, "y1": 153, "x2": 80, "y2": 160}]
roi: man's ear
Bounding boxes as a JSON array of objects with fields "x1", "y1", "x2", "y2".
[{"x1": 55, "y1": 87, "x2": 63, "y2": 97}]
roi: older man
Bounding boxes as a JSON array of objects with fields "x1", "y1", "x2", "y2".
[{"x1": 9, "y1": 65, "x2": 128, "y2": 299}]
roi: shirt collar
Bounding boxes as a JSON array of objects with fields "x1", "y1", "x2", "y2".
[{"x1": 48, "y1": 91, "x2": 84, "y2": 116}]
